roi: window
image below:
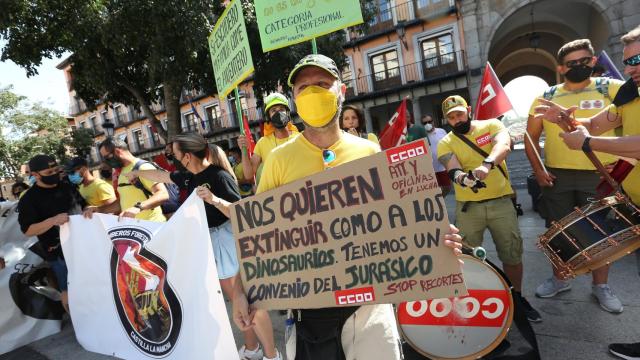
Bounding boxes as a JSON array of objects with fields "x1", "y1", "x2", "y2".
[
  {"x1": 147, "y1": 125, "x2": 160, "y2": 147},
  {"x1": 417, "y1": 0, "x2": 443, "y2": 8},
  {"x1": 342, "y1": 60, "x2": 355, "y2": 97},
  {"x1": 205, "y1": 104, "x2": 223, "y2": 130},
  {"x1": 80, "y1": 121, "x2": 87, "y2": 129},
  {"x1": 421, "y1": 34, "x2": 454, "y2": 68},
  {"x1": 368, "y1": 0, "x2": 392, "y2": 26},
  {"x1": 369, "y1": 49, "x2": 401, "y2": 90},
  {"x1": 114, "y1": 105, "x2": 127, "y2": 124},
  {"x1": 88, "y1": 116, "x2": 97, "y2": 130},
  {"x1": 184, "y1": 112, "x2": 198, "y2": 132},
  {"x1": 132, "y1": 129, "x2": 144, "y2": 150}
]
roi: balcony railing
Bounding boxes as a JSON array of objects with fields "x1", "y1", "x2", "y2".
[
  {"x1": 181, "y1": 106, "x2": 262, "y2": 134},
  {"x1": 344, "y1": 50, "x2": 465, "y2": 99},
  {"x1": 347, "y1": 0, "x2": 455, "y2": 43}
]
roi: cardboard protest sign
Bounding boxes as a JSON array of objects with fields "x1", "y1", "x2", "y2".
[
  {"x1": 208, "y1": 0, "x2": 254, "y2": 98},
  {"x1": 231, "y1": 139, "x2": 467, "y2": 310},
  {"x1": 255, "y1": 0, "x2": 364, "y2": 52}
]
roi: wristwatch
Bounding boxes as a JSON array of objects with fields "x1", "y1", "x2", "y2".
[
  {"x1": 482, "y1": 157, "x2": 495, "y2": 169},
  {"x1": 134, "y1": 202, "x2": 144, "y2": 210},
  {"x1": 581, "y1": 136, "x2": 592, "y2": 153}
]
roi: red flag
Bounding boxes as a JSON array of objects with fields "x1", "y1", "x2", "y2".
[
  {"x1": 474, "y1": 63, "x2": 514, "y2": 120},
  {"x1": 241, "y1": 114, "x2": 255, "y2": 157},
  {"x1": 378, "y1": 99, "x2": 408, "y2": 150}
]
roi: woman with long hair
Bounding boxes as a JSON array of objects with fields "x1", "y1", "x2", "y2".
[
  {"x1": 126, "y1": 133, "x2": 280, "y2": 360},
  {"x1": 340, "y1": 104, "x2": 379, "y2": 144}
]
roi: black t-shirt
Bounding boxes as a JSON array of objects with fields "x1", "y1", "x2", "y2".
[
  {"x1": 170, "y1": 165, "x2": 241, "y2": 228},
  {"x1": 18, "y1": 182, "x2": 86, "y2": 260}
]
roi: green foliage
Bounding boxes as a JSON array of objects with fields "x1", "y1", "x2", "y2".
[
  {"x1": 70, "y1": 127, "x2": 95, "y2": 158},
  {"x1": 0, "y1": 87, "x2": 71, "y2": 178},
  {"x1": 1, "y1": 0, "x2": 376, "y2": 141}
]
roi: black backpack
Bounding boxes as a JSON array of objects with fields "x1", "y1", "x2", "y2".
[{"x1": 132, "y1": 160, "x2": 182, "y2": 214}]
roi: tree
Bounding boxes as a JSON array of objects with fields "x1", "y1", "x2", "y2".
[
  {"x1": 70, "y1": 127, "x2": 95, "y2": 158},
  {"x1": 0, "y1": 87, "x2": 70, "y2": 178},
  {"x1": 1, "y1": 0, "x2": 376, "y2": 142}
]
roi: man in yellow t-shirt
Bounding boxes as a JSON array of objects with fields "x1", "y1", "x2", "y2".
[
  {"x1": 228, "y1": 147, "x2": 253, "y2": 198},
  {"x1": 231, "y1": 54, "x2": 463, "y2": 360},
  {"x1": 98, "y1": 138, "x2": 168, "y2": 222},
  {"x1": 437, "y1": 95, "x2": 540, "y2": 322},
  {"x1": 525, "y1": 39, "x2": 623, "y2": 312},
  {"x1": 533, "y1": 26, "x2": 640, "y2": 359},
  {"x1": 237, "y1": 92, "x2": 298, "y2": 185},
  {"x1": 65, "y1": 157, "x2": 117, "y2": 211}
]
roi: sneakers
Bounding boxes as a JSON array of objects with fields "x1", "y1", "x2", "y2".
[
  {"x1": 238, "y1": 344, "x2": 263, "y2": 360},
  {"x1": 263, "y1": 350, "x2": 282, "y2": 360},
  {"x1": 535, "y1": 277, "x2": 571, "y2": 298},
  {"x1": 516, "y1": 293, "x2": 542, "y2": 323},
  {"x1": 609, "y1": 342, "x2": 640, "y2": 360},
  {"x1": 592, "y1": 284, "x2": 623, "y2": 313},
  {"x1": 513, "y1": 291, "x2": 542, "y2": 322}
]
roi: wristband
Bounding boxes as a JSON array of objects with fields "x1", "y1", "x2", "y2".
[{"x1": 581, "y1": 136, "x2": 592, "y2": 153}]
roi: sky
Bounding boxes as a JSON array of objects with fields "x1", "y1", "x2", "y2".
[{"x1": 0, "y1": 41, "x2": 70, "y2": 115}]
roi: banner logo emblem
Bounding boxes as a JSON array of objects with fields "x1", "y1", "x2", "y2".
[{"x1": 109, "y1": 226, "x2": 182, "y2": 357}]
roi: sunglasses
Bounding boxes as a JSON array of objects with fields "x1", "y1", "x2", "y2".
[
  {"x1": 623, "y1": 53, "x2": 640, "y2": 66},
  {"x1": 322, "y1": 149, "x2": 336, "y2": 169},
  {"x1": 564, "y1": 56, "x2": 592, "y2": 68}
]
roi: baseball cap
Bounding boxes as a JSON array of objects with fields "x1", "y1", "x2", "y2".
[
  {"x1": 65, "y1": 157, "x2": 88, "y2": 173},
  {"x1": 264, "y1": 92, "x2": 290, "y2": 113},
  {"x1": 442, "y1": 95, "x2": 469, "y2": 115},
  {"x1": 28, "y1": 154, "x2": 57, "y2": 172},
  {"x1": 287, "y1": 54, "x2": 340, "y2": 87}
]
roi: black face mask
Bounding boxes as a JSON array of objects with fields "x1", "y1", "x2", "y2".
[
  {"x1": 100, "y1": 169, "x2": 112, "y2": 179},
  {"x1": 165, "y1": 153, "x2": 174, "y2": 161},
  {"x1": 270, "y1": 110, "x2": 290, "y2": 129},
  {"x1": 564, "y1": 65, "x2": 593, "y2": 83},
  {"x1": 452, "y1": 120, "x2": 471, "y2": 135},
  {"x1": 105, "y1": 156, "x2": 123, "y2": 169},
  {"x1": 39, "y1": 173, "x2": 60, "y2": 186},
  {"x1": 172, "y1": 158, "x2": 187, "y2": 172}
]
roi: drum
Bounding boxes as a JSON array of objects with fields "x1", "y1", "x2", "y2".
[
  {"x1": 396, "y1": 255, "x2": 513, "y2": 360},
  {"x1": 537, "y1": 193, "x2": 640, "y2": 279}
]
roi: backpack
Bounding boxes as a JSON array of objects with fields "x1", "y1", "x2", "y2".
[
  {"x1": 543, "y1": 77, "x2": 611, "y2": 101},
  {"x1": 132, "y1": 160, "x2": 182, "y2": 214}
]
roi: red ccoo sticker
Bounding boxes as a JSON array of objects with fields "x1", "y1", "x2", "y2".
[
  {"x1": 334, "y1": 287, "x2": 376, "y2": 306},
  {"x1": 386, "y1": 141, "x2": 428, "y2": 164},
  {"x1": 475, "y1": 132, "x2": 492, "y2": 147}
]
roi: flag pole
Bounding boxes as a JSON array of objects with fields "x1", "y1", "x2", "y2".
[
  {"x1": 234, "y1": 88, "x2": 247, "y2": 157},
  {"x1": 311, "y1": 38, "x2": 318, "y2": 54}
]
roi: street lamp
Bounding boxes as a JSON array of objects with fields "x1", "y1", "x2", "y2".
[{"x1": 103, "y1": 118, "x2": 115, "y2": 137}]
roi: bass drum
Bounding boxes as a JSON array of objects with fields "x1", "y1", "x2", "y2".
[{"x1": 397, "y1": 255, "x2": 513, "y2": 360}]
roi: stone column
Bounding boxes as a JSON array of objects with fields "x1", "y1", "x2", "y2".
[{"x1": 364, "y1": 106, "x2": 373, "y2": 134}]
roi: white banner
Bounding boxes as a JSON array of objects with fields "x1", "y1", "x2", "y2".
[
  {"x1": 0, "y1": 201, "x2": 63, "y2": 355},
  {"x1": 61, "y1": 194, "x2": 239, "y2": 360}
]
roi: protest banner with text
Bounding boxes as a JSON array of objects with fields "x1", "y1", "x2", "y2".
[
  {"x1": 231, "y1": 139, "x2": 467, "y2": 310},
  {"x1": 255, "y1": 0, "x2": 364, "y2": 52},
  {"x1": 208, "y1": 0, "x2": 254, "y2": 98}
]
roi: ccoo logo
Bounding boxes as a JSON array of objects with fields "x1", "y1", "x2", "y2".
[{"x1": 109, "y1": 226, "x2": 182, "y2": 357}]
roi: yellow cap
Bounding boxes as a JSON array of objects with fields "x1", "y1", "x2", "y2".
[{"x1": 442, "y1": 95, "x2": 468, "y2": 115}]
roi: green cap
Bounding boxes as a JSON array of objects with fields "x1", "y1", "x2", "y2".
[
  {"x1": 287, "y1": 54, "x2": 340, "y2": 87},
  {"x1": 264, "y1": 92, "x2": 290, "y2": 113},
  {"x1": 442, "y1": 95, "x2": 469, "y2": 115}
]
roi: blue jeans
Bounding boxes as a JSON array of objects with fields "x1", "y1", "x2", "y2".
[{"x1": 48, "y1": 257, "x2": 68, "y2": 291}]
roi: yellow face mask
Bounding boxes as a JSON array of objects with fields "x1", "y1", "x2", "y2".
[{"x1": 295, "y1": 85, "x2": 339, "y2": 128}]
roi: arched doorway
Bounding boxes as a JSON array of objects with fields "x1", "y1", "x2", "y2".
[{"x1": 488, "y1": 0, "x2": 610, "y2": 86}]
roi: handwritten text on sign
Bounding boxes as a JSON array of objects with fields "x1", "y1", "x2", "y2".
[
  {"x1": 255, "y1": 0, "x2": 364, "y2": 52},
  {"x1": 231, "y1": 139, "x2": 467, "y2": 309},
  {"x1": 208, "y1": 0, "x2": 254, "y2": 98}
]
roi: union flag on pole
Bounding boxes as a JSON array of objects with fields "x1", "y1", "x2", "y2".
[
  {"x1": 474, "y1": 63, "x2": 514, "y2": 120},
  {"x1": 378, "y1": 99, "x2": 408, "y2": 150},
  {"x1": 241, "y1": 114, "x2": 255, "y2": 157}
]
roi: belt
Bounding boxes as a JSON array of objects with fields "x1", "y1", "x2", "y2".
[{"x1": 461, "y1": 195, "x2": 511, "y2": 212}]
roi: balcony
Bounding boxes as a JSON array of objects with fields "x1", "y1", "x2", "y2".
[
  {"x1": 69, "y1": 100, "x2": 88, "y2": 116},
  {"x1": 344, "y1": 50, "x2": 466, "y2": 100},
  {"x1": 345, "y1": 0, "x2": 455, "y2": 45},
  {"x1": 181, "y1": 106, "x2": 262, "y2": 135}
]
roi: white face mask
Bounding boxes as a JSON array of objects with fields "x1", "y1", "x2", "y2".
[{"x1": 425, "y1": 123, "x2": 434, "y2": 132}]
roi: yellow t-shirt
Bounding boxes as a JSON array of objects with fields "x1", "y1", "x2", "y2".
[
  {"x1": 437, "y1": 119, "x2": 514, "y2": 202},
  {"x1": 233, "y1": 163, "x2": 253, "y2": 197},
  {"x1": 528, "y1": 78, "x2": 622, "y2": 169},
  {"x1": 79, "y1": 178, "x2": 116, "y2": 207},
  {"x1": 118, "y1": 160, "x2": 166, "y2": 222},
  {"x1": 608, "y1": 95, "x2": 640, "y2": 205},
  {"x1": 257, "y1": 132, "x2": 380, "y2": 194},
  {"x1": 253, "y1": 132, "x2": 300, "y2": 184}
]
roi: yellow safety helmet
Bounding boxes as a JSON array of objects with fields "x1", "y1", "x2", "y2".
[{"x1": 264, "y1": 92, "x2": 290, "y2": 114}]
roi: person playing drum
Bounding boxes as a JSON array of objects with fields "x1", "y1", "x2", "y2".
[
  {"x1": 526, "y1": 39, "x2": 625, "y2": 313},
  {"x1": 534, "y1": 25, "x2": 640, "y2": 360},
  {"x1": 437, "y1": 95, "x2": 541, "y2": 322}
]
